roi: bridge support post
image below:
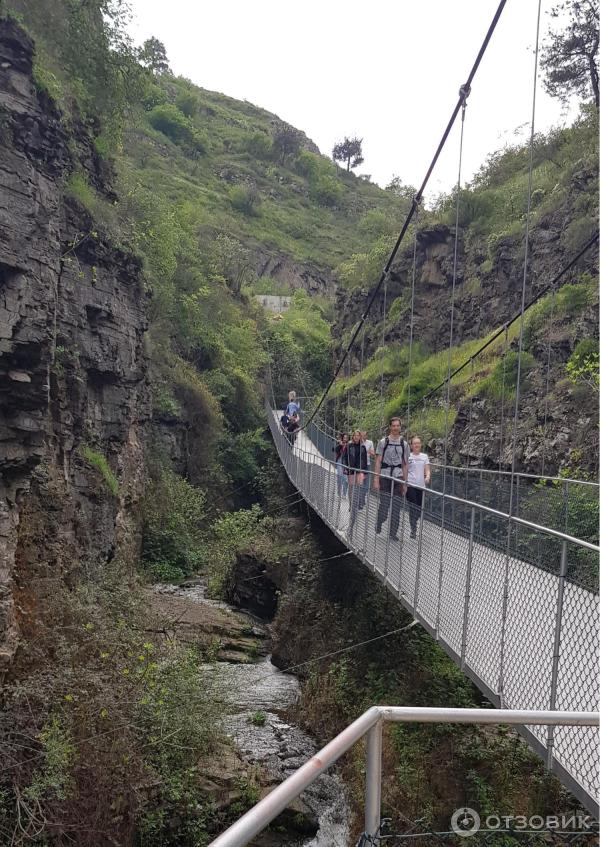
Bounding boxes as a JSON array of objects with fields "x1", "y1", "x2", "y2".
[
  {"x1": 460, "y1": 506, "x2": 476, "y2": 669},
  {"x1": 546, "y1": 538, "x2": 568, "y2": 769},
  {"x1": 365, "y1": 719, "x2": 382, "y2": 838}
]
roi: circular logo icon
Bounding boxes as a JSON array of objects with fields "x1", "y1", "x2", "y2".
[{"x1": 451, "y1": 807, "x2": 481, "y2": 838}]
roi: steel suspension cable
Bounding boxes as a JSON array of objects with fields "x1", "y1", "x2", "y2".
[
  {"x1": 300, "y1": 0, "x2": 508, "y2": 431},
  {"x1": 436, "y1": 100, "x2": 468, "y2": 634},
  {"x1": 498, "y1": 0, "x2": 543, "y2": 705}
]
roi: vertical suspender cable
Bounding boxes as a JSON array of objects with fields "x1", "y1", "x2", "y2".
[
  {"x1": 346, "y1": 354, "x2": 352, "y2": 433},
  {"x1": 406, "y1": 210, "x2": 420, "y2": 435},
  {"x1": 498, "y1": 0, "x2": 543, "y2": 704},
  {"x1": 435, "y1": 98, "x2": 468, "y2": 635},
  {"x1": 540, "y1": 287, "x2": 557, "y2": 479},
  {"x1": 465, "y1": 356, "x2": 475, "y2": 500},
  {"x1": 379, "y1": 275, "x2": 389, "y2": 431},
  {"x1": 359, "y1": 323, "x2": 366, "y2": 422}
]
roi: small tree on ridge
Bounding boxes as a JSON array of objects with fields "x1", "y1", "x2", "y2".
[{"x1": 332, "y1": 136, "x2": 364, "y2": 171}]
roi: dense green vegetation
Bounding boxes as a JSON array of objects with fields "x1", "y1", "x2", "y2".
[
  {"x1": 1, "y1": 0, "x2": 597, "y2": 842},
  {"x1": 269, "y1": 536, "x2": 577, "y2": 841}
]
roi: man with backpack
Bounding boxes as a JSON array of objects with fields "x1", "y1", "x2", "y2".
[{"x1": 373, "y1": 417, "x2": 409, "y2": 542}]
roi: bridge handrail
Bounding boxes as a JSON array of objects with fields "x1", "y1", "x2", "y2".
[
  {"x1": 283, "y1": 432, "x2": 600, "y2": 554},
  {"x1": 302, "y1": 408, "x2": 599, "y2": 490},
  {"x1": 208, "y1": 707, "x2": 599, "y2": 847}
]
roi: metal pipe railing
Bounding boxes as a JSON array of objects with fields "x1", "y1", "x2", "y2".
[
  {"x1": 302, "y1": 408, "x2": 599, "y2": 489},
  {"x1": 274, "y1": 414, "x2": 600, "y2": 553},
  {"x1": 208, "y1": 708, "x2": 599, "y2": 847},
  {"x1": 266, "y1": 405, "x2": 600, "y2": 813}
]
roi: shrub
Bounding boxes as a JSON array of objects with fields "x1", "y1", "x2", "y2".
[
  {"x1": 478, "y1": 351, "x2": 535, "y2": 400},
  {"x1": 310, "y1": 174, "x2": 343, "y2": 208},
  {"x1": 566, "y1": 338, "x2": 599, "y2": 391},
  {"x1": 229, "y1": 185, "x2": 261, "y2": 216},
  {"x1": 207, "y1": 505, "x2": 264, "y2": 595},
  {"x1": 244, "y1": 131, "x2": 273, "y2": 160},
  {"x1": 142, "y1": 466, "x2": 207, "y2": 581},
  {"x1": 555, "y1": 281, "x2": 594, "y2": 314},
  {"x1": 148, "y1": 103, "x2": 191, "y2": 141},
  {"x1": 250, "y1": 711, "x2": 267, "y2": 727},
  {"x1": 147, "y1": 103, "x2": 207, "y2": 156},
  {"x1": 65, "y1": 171, "x2": 96, "y2": 210},
  {"x1": 295, "y1": 149, "x2": 322, "y2": 180},
  {"x1": 357, "y1": 208, "x2": 398, "y2": 238},
  {"x1": 80, "y1": 445, "x2": 119, "y2": 495},
  {"x1": 175, "y1": 90, "x2": 199, "y2": 118}
]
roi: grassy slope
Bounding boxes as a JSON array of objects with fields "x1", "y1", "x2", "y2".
[{"x1": 123, "y1": 75, "x2": 406, "y2": 271}]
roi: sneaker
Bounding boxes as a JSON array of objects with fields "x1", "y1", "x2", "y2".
[
  {"x1": 410, "y1": 530, "x2": 417, "y2": 539},
  {"x1": 390, "y1": 534, "x2": 400, "y2": 542},
  {"x1": 375, "y1": 525, "x2": 382, "y2": 535}
]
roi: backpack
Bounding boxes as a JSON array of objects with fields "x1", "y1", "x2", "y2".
[{"x1": 380, "y1": 436, "x2": 408, "y2": 468}]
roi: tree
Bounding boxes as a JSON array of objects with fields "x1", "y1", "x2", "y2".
[
  {"x1": 385, "y1": 175, "x2": 417, "y2": 202},
  {"x1": 332, "y1": 136, "x2": 364, "y2": 171},
  {"x1": 139, "y1": 37, "x2": 171, "y2": 75},
  {"x1": 211, "y1": 234, "x2": 254, "y2": 294},
  {"x1": 541, "y1": 1, "x2": 599, "y2": 107},
  {"x1": 272, "y1": 120, "x2": 303, "y2": 164}
]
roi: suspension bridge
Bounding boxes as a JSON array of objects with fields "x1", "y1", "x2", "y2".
[{"x1": 210, "y1": 0, "x2": 599, "y2": 843}]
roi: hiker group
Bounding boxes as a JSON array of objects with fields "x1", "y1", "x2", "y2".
[
  {"x1": 333, "y1": 417, "x2": 431, "y2": 541},
  {"x1": 281, "y1": 389, "x2": 431, "y2": 542}
]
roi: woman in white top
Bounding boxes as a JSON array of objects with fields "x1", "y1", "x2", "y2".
[{"x1": 406, "y1": 435, "x2": 430, "y2": 538}]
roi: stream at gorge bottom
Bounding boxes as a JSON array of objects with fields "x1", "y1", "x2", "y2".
[{"x1": 155, "y1": 583, "x2": 351, "y2": 847}]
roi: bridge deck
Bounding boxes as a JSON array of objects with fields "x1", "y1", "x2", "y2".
[{"x1": 271, "y1": 411, "x2": 599, "y2": 815}]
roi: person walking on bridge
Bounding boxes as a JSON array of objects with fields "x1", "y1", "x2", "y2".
[
  {"x1": 406, "y1": 435, "x2": 430, "y2": 538},
  {"x1": 285, "y1": 390, "x2": 300, "y2": 418},
  {"x1": 343, "y1": 430, "x2": 368, "y2": 536},
  {"x1": 333, "y1": 433, "x2": 349, "y2": 498},
  {"x1": 361, "y1": 430, "x2": 375, "y2": 493},
  {"x1": 373, "y1": 417, "x2": 408, "y2": 542}
]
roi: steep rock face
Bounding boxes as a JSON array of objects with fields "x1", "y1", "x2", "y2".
[
  {"x1": 0, "y1": 20, "x2": 149, "y2": 674},
  {"x1": 255, "y1": 249, "x2": 335, "y2": 297},
  {"x1": 332, "y1": 200, "x2": 598, "y2": 474},
  {"x1": 335, "y1": 216, "x2": 597, "y2": 364}
]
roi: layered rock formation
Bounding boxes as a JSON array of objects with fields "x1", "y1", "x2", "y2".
[{"x1": 0, "y1": 19, "x2": 149, "y2": 674}]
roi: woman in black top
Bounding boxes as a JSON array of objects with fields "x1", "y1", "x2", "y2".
[{"x1": 343, "y1": 430, "x2": 368, "y2": 534}]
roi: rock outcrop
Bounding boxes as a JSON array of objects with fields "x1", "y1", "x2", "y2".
[{"x1": 0, "y1": 19, "x2": 149, "y2": 674}]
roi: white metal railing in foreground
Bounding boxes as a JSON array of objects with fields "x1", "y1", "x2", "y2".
[
  {"x1": 208, "y1": 707, "x2": 599, "y2": 847},
  {"x1": 267, "y1": 407, "x2": 600, "y2": 814}
]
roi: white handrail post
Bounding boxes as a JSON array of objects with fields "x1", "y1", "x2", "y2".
[
  {"x1": 364, "y1": 719, "x2": 382, "y2": 838},
  {"x1": 546, "y1": 538, "x2": 568, "y2": 769}
]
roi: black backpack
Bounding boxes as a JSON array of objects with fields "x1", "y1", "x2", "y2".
[{"x1": 381, "y1": 436, "x2": 407, "y2": 468}]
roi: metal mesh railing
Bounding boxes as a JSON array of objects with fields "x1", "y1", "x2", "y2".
[
  {"x1": 267, "y1": 406, "x2": 600, "y2": 815},
  {"x1": 298, "y1": 413, "x2": 599, "y2": 589}
]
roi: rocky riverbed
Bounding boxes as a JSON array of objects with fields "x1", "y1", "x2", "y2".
[{"x1": 149, "y1": 581, "x2": 350, "y2": 846}]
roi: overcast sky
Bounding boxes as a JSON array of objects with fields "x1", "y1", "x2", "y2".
[{"x1": 128, "y1": 0, "x2": 575, "y2": 196}]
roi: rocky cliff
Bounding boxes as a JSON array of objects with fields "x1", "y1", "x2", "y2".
[
  {"x1": 0, "y1": 19, "x2": 149, "y2": 674},
  {"x1": 332, "y1": 188, "x2": 598, "y2": 474}
]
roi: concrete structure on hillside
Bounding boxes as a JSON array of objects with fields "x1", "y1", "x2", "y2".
[{"x1": 255, "y1": 295, "x2": 292, "y2": 314}]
